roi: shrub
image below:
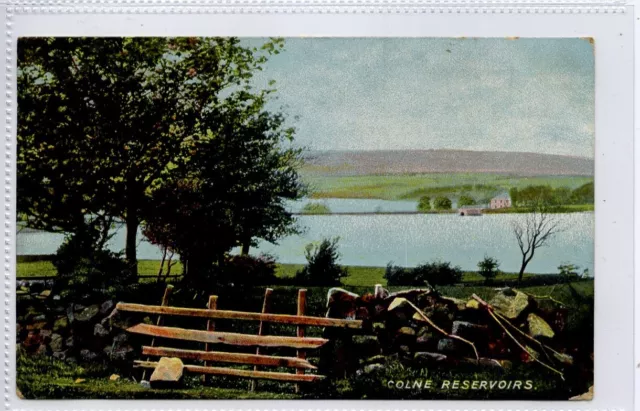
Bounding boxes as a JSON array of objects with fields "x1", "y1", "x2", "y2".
[
  {"x1": 301, "y1": 202, "x2": 331, "y2": 215},
  {"x1": 417, "y1": 196, "x2": 431, "y2": 212},
  {"x1": 558, "y1": 263, "x2": 581, "y2": 282},
  {"x1": 477, "y1": 255, "x2": 500, "y2": 282},
  {"x1": 219, "y1": 254, "x2": 278, "y2": 287},
  {"x1": 384, "y1": 263, "x2": 422, "y2": 286},
  {"x1": 383, "y1": 260, "x2": 462, "y2": 286},
  {"x1": 52, "y1": 225, "x2": 134, "y2": 301},
  {"x1": 413, "y1": 260, "x2": 462, "y2": 286},
  {"x1": 433, "y1": 196, "x2": 452, "y2": 210},
  {"x1": 295, "y1": 238, "x2": 348, "y2": 286},
  {"x1": 458, "y1": 195, "x2": 476, "y2": 207}
]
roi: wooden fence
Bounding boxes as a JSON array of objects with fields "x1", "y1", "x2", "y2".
[{"x1": 116, "y1": 286, "x2": 362, "y2": 390}]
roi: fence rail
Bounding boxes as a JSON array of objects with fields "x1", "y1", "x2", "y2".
[
  {"x1": 117, "y1": 302, "x2": 362, "y2": 328},
  {"x1": 121, "y1": 286, "x2": 361, "y2": 389}
]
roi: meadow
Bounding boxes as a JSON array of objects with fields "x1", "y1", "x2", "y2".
[{"x1": 302, "y1": 172, "x2": 593, "y2": 202}]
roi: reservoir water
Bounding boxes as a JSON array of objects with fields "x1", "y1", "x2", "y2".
[{"x1": 17, "y1": 199, "x2": 594, "y2": 275}]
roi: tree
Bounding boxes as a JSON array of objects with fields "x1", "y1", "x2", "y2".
[
  {"x1": 512, "y1": 204, "x2": 562, "y2": 283},
  {"x1": 295, "y1": 238, "x2": 349, "y2": 286},
  {"x1": 417, "y1": 196, "x2": 431, "y2": 212},
  {"x1": 477, "y1": 255, "x2": 500, "y2": 283},
  {"x1": 18, "y1": 37, "x2": 287, "y2": 275},
  {"x1": 433, "y1": 196, "x2": 452, "y2": 210},
  {"x1": 458, "y1": 195, "x2": 476, "y2": 207}
]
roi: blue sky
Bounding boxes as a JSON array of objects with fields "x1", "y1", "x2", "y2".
[{"x1": 248, "y1": 38, "x2": 594, "y2": 158}]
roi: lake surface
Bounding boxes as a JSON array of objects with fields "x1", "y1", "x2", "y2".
[{"x1": 17, "y1": 199, "x2": 594, "y2": 275}]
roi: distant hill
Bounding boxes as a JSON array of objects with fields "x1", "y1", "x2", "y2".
[{"x1": 302, "y1": 149, "x2": 593, "y2": 177}]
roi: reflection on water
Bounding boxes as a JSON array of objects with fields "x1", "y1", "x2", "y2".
[{"x1": 17, "y1": 209, "x2": 594, "y2": 275}]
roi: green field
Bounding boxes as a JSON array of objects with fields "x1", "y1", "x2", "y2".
[{"x1": 302, "y1": 172, "x2": 593, "y2": 201}]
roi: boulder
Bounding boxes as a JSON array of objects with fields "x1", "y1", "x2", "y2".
[
  {"x1": 49, "y1": 333, "x2": 64, "y2": 352},
  {"x1": 527, "y1": 313, "x2": 555, "y2": 338},
  {"x1": 363, "y1": 363, "x2": 385, "y2": 374},
  {"x1": 75, "y1": 305, "x2": 100, "y2": 323},
  {"x1": 437, "y1": 338, "x2": 466, "y2": 354},
  {"x1": 461, "y1": 357, "x2": 505, "y2": 370},
  {"x1": 94, "y1": 323, "x2": 110, "y2": 338},
  {"x1": 326, "y1": 288, "x2": 359, "y2": 320},
  {"x1": 109, "y1": 374, "x2": 120, "y2": 381},
  {"x1": 374, "y1": 284, "x2": 389, "y2": 299},
  {"x1": 100, "y1": 300, "x2": 115, "y2": 315},
  {"x1": 53, "y1": 316, "x2": 69, "y2": 332},
  {"x1": 65, "y1": 336, "x2": 75, "y2": 349},
  {"x1": 23, "y1": 331, "x2": 43, "y2": 351},
  {"x1": 451, "y1": 321, "x2": 489, "y2": 341},
  {"x1": 414, "y1": 351, "x2": 448, "y2": 364},
  {"x1": 569, "y1": 385, "x2": 593, "y2": 401},
  {"x1": 150, "y1": 357, "x2": 184, "y2": 388},
  {"x1": 351, "y1": 335, "x2": 382, "y2": 358},
  {"x1": 35, "y1": 344, "x2": 48, "y2": 355},
  {"x1": 397, "y1": 326, "x2": 415, "y2": 336},
  {"x1": 37, "y1": 290, "x2": 51, "y2": 300},
  {"x1": 489, "y1": 288, "x2": 531, "y2": 319},
  {"x1": 66, "y1": 305, "x2": 75, "y2": 324},
  {"x1": 52, "y1": 350, "x2": 68, "y2": 361},
  {"x1": 80, "y1": 349, "x2": 99, "y2": 362}
]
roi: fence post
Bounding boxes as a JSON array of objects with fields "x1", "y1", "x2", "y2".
[
  {"x1": 142, "y1": 284, "x2": 173, "y2": 381},
  {"x1": 250, "y1": 288, "x2": 273, "y2": 392},
  {"x1": 295, "y1": 289, "x2": 307, "y2": 394},
  {"x1": 202, "y1": 295, "x2": 218, "y2": 383}
]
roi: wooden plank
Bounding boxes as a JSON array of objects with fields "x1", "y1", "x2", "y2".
[
  {"x1": 142, "y1": 346, "x2": 317, "y2": 369},
  {"x1": 202, "y1": 295, "x2": 218, "y2": 383},
  {"x1": 251, "y1": 288, "x2": 273, "y2": 392},
  {"x1": 116, "y1": 303, "x2": 362, "y2": 329},
  {"x1": 295, "y1": 289, "x2": 307, "y2": 393},
  {"x1": 127, "y1": 323, "x2": 328, "y2": 349},
  {"x1": 142, "y1": 285, "x2": 173, "y2": 381},
  {"x1": 134, "y1": 361, "x2": 325, "y2": 383}
]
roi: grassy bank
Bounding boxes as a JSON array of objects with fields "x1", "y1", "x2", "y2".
[
  {"x1": 302, "y1": 173, "x2": 593, "y2": 201},
  {"x1": 18, "y1": 258, "x2": 562, "y2": 286}
]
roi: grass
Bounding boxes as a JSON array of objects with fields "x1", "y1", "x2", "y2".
[
  {"x1": 300, "y1": 201, "x2": 332, "y2": 215},
  {"x1": 16, "y1": 257, "x2": 184, "y2": 278},
  {"x1": 302, "y1": 173, "x2": 593, "y2": 202}
]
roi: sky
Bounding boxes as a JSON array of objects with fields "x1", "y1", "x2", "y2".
[{"x1": 247, "y1": 38, "x2": 595, "y2": 158}]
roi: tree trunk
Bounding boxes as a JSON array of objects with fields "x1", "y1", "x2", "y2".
[
  {"x1": 241, "y1": 237, "x2": 251, "y2": 256},
  {"x1": 125, "y1": 214, "x2": 139, "y2": 276},
  {"x1": 517, "y1": 257, "x2": 528, "y2": 284}
]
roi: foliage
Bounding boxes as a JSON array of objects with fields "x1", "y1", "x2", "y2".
[
  {"x1": 433, "y1": 196, "x2": 452, "y2": 210},
  {"x1": 457, "y1": 195, "x2": 476, "y2": 207},
  {"x1": 477, "y1": 255, "x2": 500, "y2": 282},
  {"x1": 417, "y1": 196, "x2": 431, "y2": 212},
  {"x1": 557, "y1": 263, "x2": 581, "y2": 283},
  {"x1": 218, "y1": 254, "x2": 278, "y2": 287},
  {"x1": 51, "y1": 223, "x2": 134, "y2": 300},
  {"x1": 18, "y1": 37, "x2": 299, "y2": 274},
  {"x1": 384, "y1": 260, "x2": 462, "y2": 286},
  {"x1": 301, "y1": 202, "x2": 331, "y2": 215},
  {"x1": 510, "y1": 183, "x2": 594, "y2": 208},
  {"x1": 295, "y1": 238, "x2": 348, "y2": 286}
]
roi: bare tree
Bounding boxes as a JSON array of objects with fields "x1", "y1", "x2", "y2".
[{"x1": 512, "y1": 204, "x2": 562, "y2": 284}]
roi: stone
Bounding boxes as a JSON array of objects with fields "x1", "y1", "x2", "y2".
[
  {"x1": 374, "y1": 284, "x2": 389, "y2": 299},
  {"x1": 66, "y1": 305, "x2": 75, "y2": 324},
  {"x1": 75, "y1": 305, "x2": 100, "y2": 323},
  {"x1": 527, "y1": 313, "x2": 555, "y2": 338},
  {"x1": 388, "y1": 297, "x2": 409, "y2": 311},
  {"x1": 104, "y1": 344, "x2": 134, "y2": 361},
  {"x1": 65, "y1": 336, "x2": 75, "y2": 349},
  {"x1": 437, "y1": 338, "x2": 465, "y2": 354},
  {"x1": 451, "y1": 321, "x2": 489, "y2": 341},
  {"x1": 100, "y1": 300, "x2": 115, "y2": 315},
  {"x1": 363, "y1": 363, "x2": 385, "y2": 374},
  {"x1": 37, "y1": 290, "x2": 51, "y2": 299},
  {"x1": 387, "y1": 288, "x2": 433, "y2": 302},
  {"x1": 23, "y1": 331, "x2": 43, "y2": 351},
  {"x1": 26, "y1": 322, "x2": 47, "y2": 331},
  {"x1": 52, "y1": 350, "x2": 68, "y2": 361},
  {"x1": 397, "y1": 326, "x2": 416, "y2": 336},
  {"x1": 53, "y1": 316, "x2": 69, "y2": 332},
  {"x1": 74, "y1": 304, "x2": 87, "y2": 312},
  {"x1": 553, "y1": 352, "x2": 574, "y2": 365},
  {"x1": 112, "y1": 332, "x2": 129, "y2": 346},
  {"x1": 49, "y1": 333, "x2": 63, "y2": 352},
  {"x1": 414, "y1": 351, "x2": 448, "y2": 363},
  {"x1": 139, "y1": 380, "x2": 151, "y2": 389},
  {"x1": 94, "y1": 323, "x2": 110, "y2": 338},
  {"x1": 326, "y1": 288, "x2": 359, "y2": 320},
  {"x1": 35, "y1": 344, "x2": 48, "y2": 355},
  {"x1": 150, "y1": 357, "x2": 184, "y2": 387},
  {"x1": 362, "y1": 355, "x2": 386, "y2": 365},
  {"x1": 466, "y1": 299, "x2": 480, "y2": 309},
  {"x1": 462, "y1": 357, "x2": 505, "y2": 370},
  {"x1": 109, "y1": 374, "x2": 120, "y2": 381},
  {"x1": 351, "y1": 335, "x2": 382, "y2": 358},
  {"x1": 569, "y1": 385, "x2": 593, "y2": 401},
  {"x1": 39, "y1": 329, "x2": 53, "y2": 341},
  {"x1": 80, "y1": 349, "x2": 99, "y2": 362},
  {"x1": 372, "y1": 322, "x2": 385, "y2": 332},
  {"x1": 33, "y1": 314, "x2": 47, "y2": 321},
  {"x1": 489, "y1": 289, "x2": 531, "y2": 319},
  {"x1": 74, "y1": 378, "x2": 86, "y2": 384}
]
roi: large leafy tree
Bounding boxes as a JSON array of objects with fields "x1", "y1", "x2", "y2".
[{"x1": 18, "y1": 37, "x2": 300, "y2": 275}]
